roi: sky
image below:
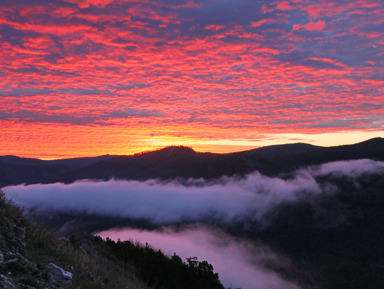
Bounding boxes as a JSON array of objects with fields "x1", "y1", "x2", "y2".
[{"x1": 0, "y1": 0, "x2": 383, "y2": 159}]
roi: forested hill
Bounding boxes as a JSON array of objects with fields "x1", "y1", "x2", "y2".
[{"x1": 0, "y1": 190, "x2": 227, "y2": 289}]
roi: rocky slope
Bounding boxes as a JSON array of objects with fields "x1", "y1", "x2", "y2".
[
  {"x1": 0, "y1": 190, "x2": 228, "y2": 289},
  {"x1": 0, "y1": 189, "x2": 149, "y2": 289}
]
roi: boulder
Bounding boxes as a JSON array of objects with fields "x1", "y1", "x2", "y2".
[
  {"x1": 0, "y1": 274, "x2": 16, "y2": 289},
  {"x1": 46, "y1": 263, "x2": 72, "y2": 288}
]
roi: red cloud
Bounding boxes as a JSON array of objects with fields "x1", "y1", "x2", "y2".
[
  {"x1": 0, "y1": 0, "x2": 383, "y2": 158},
  {"x1": 65, "y1": 0, "x2": 115, "y2": 9},
  {"x1": 293, "y1": 20, "x2": 326, "y2": 31},
  {"x1": 276, "y1": 1, "x2": 294, "y2": 11},
  {"x1": 205, "y1": 24, "x2": 225, "y2": 31}
]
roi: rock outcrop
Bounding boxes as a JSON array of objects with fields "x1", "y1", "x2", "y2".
[
  {"x1": 0, "y1": 192, "x2": 73, "y2": 289},
  {"x1": 46, "y1": 263, "x2": 73, "y2": 288},
  {"x1": 0, "y1": 190, "x2": 149, "y2": 289},
  {"x1": 0, "y1": 219, "x2": 73, "y2": 288},
  {"x1": 0, "y1": 273, "x2": 17, "y2": 289}
]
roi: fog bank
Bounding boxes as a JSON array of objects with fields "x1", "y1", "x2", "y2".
[
  {"x1": 4, "y1": 159, "x2": 384, "y2": 224},
  {"x1": 97, "y1": 226, "x2": 301, "y2": 289}
]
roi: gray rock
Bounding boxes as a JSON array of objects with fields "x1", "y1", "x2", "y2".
[
  {"x1": 0, "y1": 273, "x2": 16, "y2": 289},
  {"x1": 16, "y1": 253, "x2": 39, "y2": 273},
  {"x1": 5, "y1": 251, "x2": 18, "y2": 260},
  {"x1": 0, "y1": 250, "x2": 4, "y2": 262},
  {"x1": 0, "y1": 258, "x2": 19, "y2": 269},
  {"x1": 46, "y1": 263, "x2": 72, "y2": 288}
]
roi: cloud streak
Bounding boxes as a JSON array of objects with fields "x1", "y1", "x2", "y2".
[
  {"x1": 4, "y1": 159, "x2": 384, "y2": 224},
  {"x1": 308, "y1": 159, "x2": 384, "y2": 178}
]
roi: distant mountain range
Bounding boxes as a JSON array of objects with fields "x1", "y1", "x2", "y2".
[
  {"x1": 3, "y1": 137, "x2": 384, "y2": 289},
  {"x1": 1, "y1": 137, "x2": 383, "y2": 187}
]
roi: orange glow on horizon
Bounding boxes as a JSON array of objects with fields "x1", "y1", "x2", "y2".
[
  {"x1": 0, "y1": 0, "x2": 383, "y2": 159},
  {"x1": 1, "y1": 119, "x2": 382, "y2": 160}
]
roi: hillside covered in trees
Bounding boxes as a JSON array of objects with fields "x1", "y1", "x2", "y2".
[{"x1": 0, "y1": 190, "x2": 228, "y2": 289}]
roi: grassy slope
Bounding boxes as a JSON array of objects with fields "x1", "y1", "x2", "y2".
[
  {"x1": 0, "y1": 190, "x2": 149, "y2": 289},
  {"x1": 0, "y1": 190, "x2": 228, "y2": 289}
]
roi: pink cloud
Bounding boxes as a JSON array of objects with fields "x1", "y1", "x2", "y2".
[
  {"x1": 205, "y1": 24, "x2": 225, "y2": 31},
  {"x1": 276, "y1": 1, "x2": 294, "y2": 11},
  {"x1": 293, "y1": 20, "x2": 326, "y2": 31},
  {"x1": 65, "y1": 0, "x2": 115, "y2": 9},
  {"x1": 97, "y1": 227, "x2": 301, "y2": 289},
  {"x1": 0, "y1": 0, "x2": 383, "y2": 157}
]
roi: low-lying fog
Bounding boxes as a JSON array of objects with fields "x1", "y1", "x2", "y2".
[
  {"x1": 4, "y1": 159, "x2": 384, "y2": 224},
  {"x1": 97, "y1": 226, "x2": 301, "y2": 289},
  {"x1": 3, "y1": 159, "x2": 384, "y2": 289}
]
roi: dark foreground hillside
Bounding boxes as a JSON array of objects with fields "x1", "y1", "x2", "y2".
[{"x1": 0, "y1": 190, "x2": 227, "y2": 289}]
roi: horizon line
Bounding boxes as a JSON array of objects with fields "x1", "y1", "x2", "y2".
[{"x1": 2, "y1": 136, "x2": 383, "y2": 161}]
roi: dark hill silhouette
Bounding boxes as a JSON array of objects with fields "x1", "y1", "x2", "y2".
[
  {"x1": 0, "y1": 137, "x2": 383, "y2": 187},
  {"x1": 265, "y1": 137, "x2": 384, "y2": 173},
  {"x1": 47, "y1": 155, "x2": 118, "y2": 169},
  {"x1": 0, "y1": 155, "x2": 117, "y2": 187},
  {"x1": 0, "y1": 160, "x2": 68, "y2": 187},
  {"x1": 57, "y1": 138, "x2": 384, "y2": 183},
  {"x1": 0, "y1": 154, "x2": 117, "y2": 170},
  {"x1": 59, "y1": 145, "x2": 268, "y2": 183},
  {"x1": 0, "y1": 155, "x2": 45, "y2": 166},
  {"x1": 248, "y1": 142, "x2": 323, "y2": 158}
]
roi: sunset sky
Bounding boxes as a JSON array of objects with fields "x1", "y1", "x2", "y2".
[{"x1": 0, "y1": 0, "x2": 383, "y2": 159}]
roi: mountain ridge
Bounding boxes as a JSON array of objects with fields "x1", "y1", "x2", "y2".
[{"x1": 1, "y1": 137, "x2": 383, "y2": 187}]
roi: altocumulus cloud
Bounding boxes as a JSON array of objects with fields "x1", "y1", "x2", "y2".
[{"x1": 4, "y1": 159, "x2": 384, "y2": 224}]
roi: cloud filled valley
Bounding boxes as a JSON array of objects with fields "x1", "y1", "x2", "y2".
[
  {"x1": 3, "y1": 158, "x2": 384, "y2": 289},
  {"x1": 97, "y1": 226, "x2": 302, "y2": 289},
  {"x1": 3, "y1": 159, "x2": 384, "y2": 224},
  {"x1": 1, "y1": 0, "x2": 383, "y2": 286}
]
